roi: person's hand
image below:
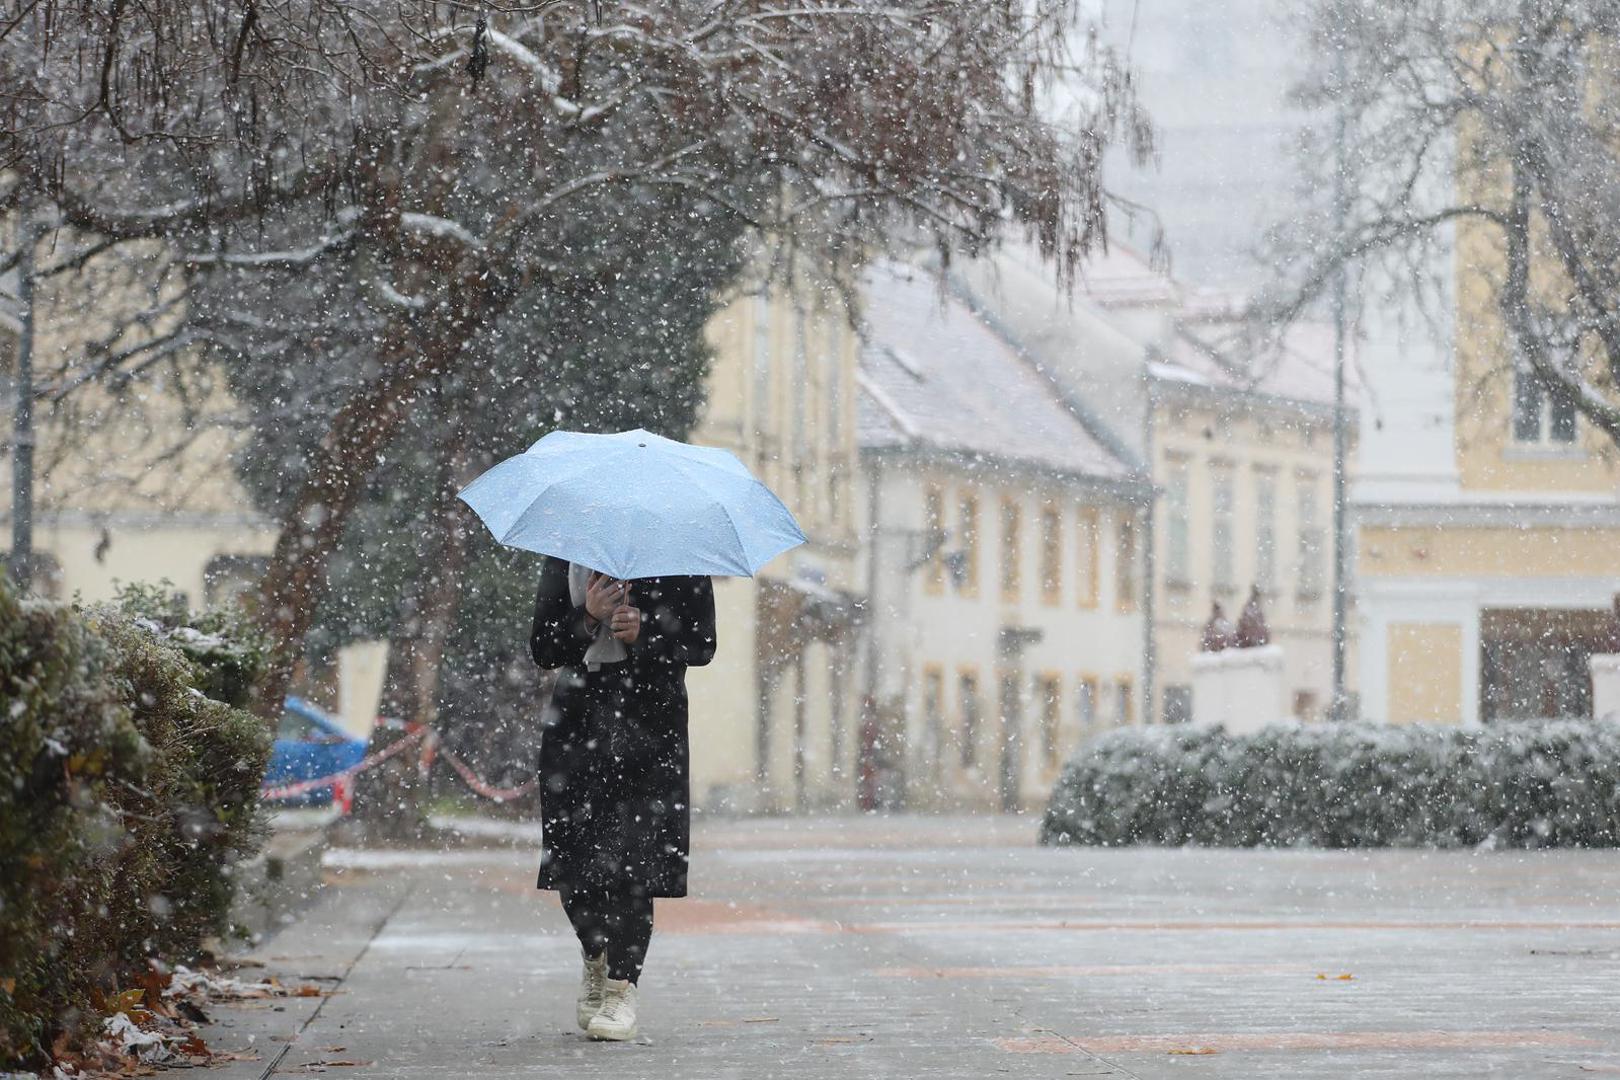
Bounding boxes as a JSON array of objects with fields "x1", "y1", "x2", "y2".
[
  {"x1": 584, "y1": 572, "x2": 627, "y2": 627},
  {"x1": 610, "y1": 599, "x2": 641, "y2": 644}
]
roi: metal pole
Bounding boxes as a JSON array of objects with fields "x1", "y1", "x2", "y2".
[
  {"x1": 1141, "y1": 377, "x2": 1157, "y2": 724},
  {"x1": 1329, "y1": 30, "x2": 1350, "y2": 719},
  {"x1": 8, "y1": 210, "x2": 37, "y2": 589}
]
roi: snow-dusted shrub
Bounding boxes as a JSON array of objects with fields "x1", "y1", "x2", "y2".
[
  {"x1": 0, "y1": 580, "x2": 270, "y2": 1067},
  {"x1": 110, "y1": 581, "x2": 270, "y2": 709},
  {"x1": 1040, "y1": 722, "x2": 1620, "y2": 849},
  {"x1": 0, "y1": 580, "x2": 144, "y2": 1065}
]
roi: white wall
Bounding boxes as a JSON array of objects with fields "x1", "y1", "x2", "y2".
[{"x1": 865, "y1": 457, "x2": 1145, "y2": 810}]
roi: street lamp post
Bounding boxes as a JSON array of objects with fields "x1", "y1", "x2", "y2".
[{"x1": 1329, "y1": 23, "x2": 1352, "y2": 719}]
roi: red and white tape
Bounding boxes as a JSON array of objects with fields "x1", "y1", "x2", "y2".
[
  {"x1": 440, "y1": 747, "x2": 538, "y2": 803},
  {"x1": 261, "y1": 723, "x2": 536, "y2": 806}
]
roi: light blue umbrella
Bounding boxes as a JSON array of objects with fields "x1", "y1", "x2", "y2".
[{"x1": 457, "y1": 428, "x2": 806, "y2": 579}]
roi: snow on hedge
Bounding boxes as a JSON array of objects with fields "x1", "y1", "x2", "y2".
[{"x1": 1039, "y1": 721, "x2": 1620, "y2": 849}]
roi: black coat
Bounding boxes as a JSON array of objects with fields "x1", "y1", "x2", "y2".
[{"x1": 529, "y1": 555, "x2": 716, "y2": 897}]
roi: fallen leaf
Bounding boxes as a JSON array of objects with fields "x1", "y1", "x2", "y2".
[
  {"x1": 296, "y1": 986, "x2": 326, "y2": 997},
  {"x1": 109, "y1": 988, "x2": 148, "y2": 1016},
  {"x1": 1, "y1": 977, "x2": 15, "y2": 995},
  {"x1": 301, "y1": 1059, "x2": 375, "y2": 1069},
  {"x1": 1314, "y1": 973, "x2": 1355, "y2": 981},
  {"x1": 1168, "y1": 1047, "x2": 1219, "y2": 1055}
]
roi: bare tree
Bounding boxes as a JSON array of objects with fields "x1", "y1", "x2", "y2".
[
  {"x1": 2, "y1": 0, "x2": 1151, "y2": 716},
  {"x1": 1257, "y1": 0, "x2": 1620, "y2": 443}
]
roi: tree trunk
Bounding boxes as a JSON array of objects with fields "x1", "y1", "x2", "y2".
[
  {"x1": 347, "y1": 422, "x2": 473, "y2": 841},
  {"x1": 250, "y1": 325, "x2": 446, "y2": 720}
]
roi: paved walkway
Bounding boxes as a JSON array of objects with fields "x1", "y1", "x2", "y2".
[{"x1": 206, "y1": 815, "x2": 1620, "y2": 1079}]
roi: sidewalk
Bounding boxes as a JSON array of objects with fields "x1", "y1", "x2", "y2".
[{"x1": 201, "y1": 814, "x2": 1620, "y2": 1078}]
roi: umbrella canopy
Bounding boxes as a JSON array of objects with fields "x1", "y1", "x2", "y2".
[{"x1": 458, "y1": 428, "x2": 806, "y2": 580}]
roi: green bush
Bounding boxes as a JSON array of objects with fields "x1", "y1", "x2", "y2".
[
  {"x1": 0, "y1": 582, "x2": 146, "y2": 1064},
  {"x1": 1040, "y1": 722, "x2": 1620, "y2": 849},
  {"x1": 0, "y1": 579, "x2": 271, "y2": 1068},
  {"x1": 110, "y1": 581, "x2": 270, "y2": 709}
]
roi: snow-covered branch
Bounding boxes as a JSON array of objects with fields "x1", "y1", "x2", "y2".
[{"x1": 399, "y1": 213, "x2": 483, "y2": 251}]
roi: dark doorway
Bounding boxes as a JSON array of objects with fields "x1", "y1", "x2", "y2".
[
  {"x1": 1480, "y1": 608, "x2": 1609, "y2": 722},
  {"x1": 997, "y1": 671, "x2": 1022, "y2": 811}
]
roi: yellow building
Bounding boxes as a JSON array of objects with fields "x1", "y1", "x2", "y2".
[
  {"x1": 1353, "y1": 209, "x2": 1620, "y2": 725},
  {"x1": 688, "y1": 268, "x2": 864, "y2": 812},
  {"x1": 4, "y1": 223, "x2": 862, "y2": 787},
  {"x1": 1147, "y1": 302, "x2": 1354, "y2": 724},
  {"x1": 0, "y1": 223, "x2": 279, "y2": 612}
]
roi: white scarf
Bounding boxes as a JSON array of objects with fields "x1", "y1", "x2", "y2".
[{"x1": 567, "y1": 562, "x2": 629, "y2": 671}]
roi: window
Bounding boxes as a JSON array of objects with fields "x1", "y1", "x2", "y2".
[
  {"x1": 924, "y1": 486, "x2": 945, "y2": 595},
  {"x1": 1077, "y1": 675, "x2": 1098, "y2": 732},
  {"x1": 1296, "y1": 478, "x2": 1325, "y2": 600},
  {"x1": 999, "y1": 497, "x2": 1022, "y2": 601},
  {"x1": 828, "y1": 457, "x2": 842, "y2": 525},
  {"x1": 1512, "y1": 367, "x2": 1578, "y2": 445},
  {"x1": 1076, "y1": 507, "x2": 1100, "y2": 609},
  {"x1": 792, "y1": 306, "x2": 810, "y2": 460},
  {"x1": 1115, "y1": 677, "x2": 1134, "y2": 726},
  {"x1": 958, "y1": 492, "x2": 980, "y2": 596},
  {"x1": 1039, "y1": 504, "x2": 1062, "y2": 606},
  {"x1": 826, "y1": 319, "x2": 843, "y2": 445},
  {"x1": 1115, "y1": 514, "x2": 1138, "y2": 613},
  {"x1": 1255, "y1": 470, "x2": 1278, "y2": 594},
  {"x1": 997, "y1": 670, "x2": 1022, "y2": 809},
  {"x1": 922, "y1": 666, "x2": 945, "y2": 781},
  {"x1": 1211, "y1": 464, "x2": 1235, "y2": 591},
  {"x1": 1163, "y1": 684, "x2": 1193, "y2": 725},
  {"x1": 1036, "y1": 674, "x2": 1062, "y2": 765},
  {"x1": 1165, "y1": 459, "x2": 1191, "y2": 585},
  {"x1": 958, "y1": 668, "x2": 981, "y2": 767},
  {"x1": 752, "y1": 293, "x2": 772, "y2": 435}
]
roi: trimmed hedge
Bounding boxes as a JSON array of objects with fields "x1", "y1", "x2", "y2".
[
  {"x1": 0, "y1": 580, "x2": 270, "y2": 1068},
  {"x1": 1040, "y1": 722, "x2": 1620, "y2": 849}
]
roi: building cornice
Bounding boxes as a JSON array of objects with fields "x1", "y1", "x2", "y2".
[
  {"x1": 1148, "y1": 368, "x2": 1358, "y2": 426},
  {"x1": 1354, "y1": 498, "x2": 1620, "y2": 529},
  {"x1": 860, "y1": 444, "x2": 1153, "y2": 505},
  {"x1": 1, "y1": 508, "x2": 278, "y2": 532}
]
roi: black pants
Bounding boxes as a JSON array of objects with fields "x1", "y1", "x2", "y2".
[{"x1": 560, "y1": 886, "x2": 654, "y2": 984}]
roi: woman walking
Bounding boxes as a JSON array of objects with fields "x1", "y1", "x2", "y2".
[{"x1": 529, "y1": 555, "x2": 716, "y2": 1041}]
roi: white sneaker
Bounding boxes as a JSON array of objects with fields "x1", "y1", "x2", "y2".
[
  {"x1": 576, "y1": 952, "x2": 608, "y2": 1030},
  {"x1": 586, "y1": 978, "x2": 638, "y2": 1041}
]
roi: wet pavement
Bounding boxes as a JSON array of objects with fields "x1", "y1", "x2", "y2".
[{"x1": 204, "y1": 814, "x2": 1620, "y2": 1078}]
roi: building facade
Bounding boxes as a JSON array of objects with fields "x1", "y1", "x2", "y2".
[
  {"x1": 857, "y1": 263, "x2": 1150, "y2": 811},
  {"x1": 1148, "y1": 308, "x2": 1355, "y2": 724},
  {"x1": 688, "y1": 268, "x2": 864, "y2": 812},
  {"x1": 955, "y1": 243, "x2": 1354, "y2": 726},
  {"x1": 1, "y1": 223, "x2": 280, "y2": 614},
  {"x1": 1353, "y1": 212, "x2": 1620, "y2": 725}
]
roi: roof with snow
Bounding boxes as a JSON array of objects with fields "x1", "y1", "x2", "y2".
[
  {"x1": 857, "y1": 262, "x2": 1138, "y2": 484},
  {"x1": 1156, "y1": 315, "x2": 1356, "y2": 412}
]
